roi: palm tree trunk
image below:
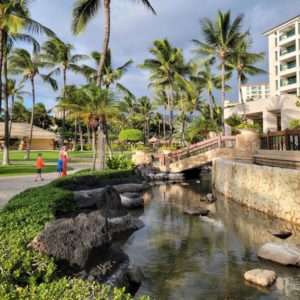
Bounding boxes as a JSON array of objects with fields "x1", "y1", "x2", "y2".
[
  {"x1": 96, "y1": 115, "x2": 106, "y2": 170},
  {"x1": 25, "y1": 78, "x2": 35, "y2": 160},
  {"x1": 105, "y1": 126, "x2": 112, "y2": 159},
  {"x1": 72, "y1": 117, "x2": 77, "y2": 151},
  {"x1": 91, "y1": 130, "x2": 96, "y2": 172},
  {"x1": 238, "y1": 71, "x2": 246, "y2": 120},
  {"x1": 61, "y1": 68, "x2": 67, "y2": 147},
  {"x1": 79, "y1": 124, "x2": 83, "y2": 151},
  {"x1": 221, "y1": 60, "x2": 226, "y2": 135},
  {"x1": 163, "y1": 105, "x2": 166, "y2": 141},
  {"x1": 9, "y1": 95, "x2": 14, "y2": 136},
  {"x1": 168, "y1": 78, "x2": 174, "y2": 144},
  {"x1": 87, "y1": 124, "x2": 91, "y2": 144},
  {"x1": 180, "y1": 89, "x2": 185, "y2": 144},
  {"x1": 2, "y1": 49, "x2": 9, "y2": 165},
  {"x1": 96, "y1": 0, "x2": 111, "y2": 86},
  {"x1": 209, "y1": 91, "x2": 214, "y2": 120},
  {"x1": 0, "y1": 29, "x2": 4, "y2": 115}
]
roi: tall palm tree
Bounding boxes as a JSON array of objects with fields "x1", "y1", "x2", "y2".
[
  {"x1": 140, "y1": 39, "x2": 187, "y2": 138},
  {"x1": 42, "y1": 37, "x2": 88, "y2": 146},
  {"x1": 9, "y1": 48, "x2": 58, "y2": 159},
  {"x1": 7, "y1": 78, "x2": 28, "y2": 134},
  {"x1": 227, "y1": 35, "x2": 265, "y2": 119},
  {"x1": 153, "y1": 89, "x2": 168, "y2": 141},
  {"x1": 0, "y1": 0, "x2": 54, "y2": 165},
  {"x1": 81, "y1": 49, "x2": 133, "y2": 88},
  {"x1": 71, "y1": 0, "x2": 156, "y2": 86},
  {"x1": 193, "y1": 10, "x2": 245, "y2": 133},
  {"x1": 82, "y1": 85, "x2": 116, "y2": 170},
  {"x1": 135, "y1": 96, "x2": 156, "y2": 144},
  {"x1": 117, "y1": 86, "x2": 136, "y2": 129}
]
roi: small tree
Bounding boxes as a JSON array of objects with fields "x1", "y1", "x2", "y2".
[{"x1": 118, "y1": 129, "x2": 143, "y2": 145}]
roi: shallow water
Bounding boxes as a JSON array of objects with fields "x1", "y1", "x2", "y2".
[{"x1": 122, "y1": 175, "x2": 300, "y2": 300}]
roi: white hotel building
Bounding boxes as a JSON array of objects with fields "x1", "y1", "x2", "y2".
[
  {"x1": 240, "y1": 83, "x2": 270, "y2": 102},
  {"x1": 264, "y1": 15, "x2": 300, "y2": 97},
  {"x1": 224, "y1": 15, "x2": 300, "y2": 134}
]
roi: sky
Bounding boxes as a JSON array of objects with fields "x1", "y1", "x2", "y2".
[{"x1": 19, "y1": 0, "x2": 300, "y2": 110}]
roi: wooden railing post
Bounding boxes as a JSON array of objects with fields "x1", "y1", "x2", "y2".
[
  {"x1": 284, "y1": 128, "x2": 289, "y2": 150},
  {"x1": 267, "y1": 131, "x2": 270, "y2": 150}
]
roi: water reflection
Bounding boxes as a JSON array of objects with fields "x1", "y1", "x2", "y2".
[{"x1": 122, "y1": 176, "x2": 300, "y2": 299}]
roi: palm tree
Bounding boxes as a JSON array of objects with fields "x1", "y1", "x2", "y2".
[
  {"x1": 153, "y1": 89, "x2": 168, "y2": 141},
  {"x1": 117, "y1": 87, "x2": 136, "y2": 129},
  {"x1": 82, "y1": 85, "x2": 116, "y2": 170},
  {"x1": 140, "y1": 39, "x2": 187, "y2": 138},
  {"x1": 135, "y1": 96, "x2": 156, "y2": 144},
  {"x1": 0, "y1": 0, "x2": 54, "y2": 165},
  {"x1": 71, "y1": 0, "x2": 156, "y2": 86},
  {"x1": 42, "y1": 37, "x2": 88, "y2": 146},
  {"x1": 7, "y1": 78, "x2": 28, "y2": 134},
  {"x1": 9, "y1": 48, "x2": 58, "y2": 159},
  {"x1": 227, "y1": 35, "x2": 265, "y2": 119},
  {"x1": 193, "y1": 10, "x2": 245, "y2": 133},
  {"x1": 81, "y1": 49, "x2": 133, "y2": 89}
]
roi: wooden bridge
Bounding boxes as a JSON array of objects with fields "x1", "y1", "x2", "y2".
[{"x1": 157, "y1": 136, "x2": 236, "y2": 173}]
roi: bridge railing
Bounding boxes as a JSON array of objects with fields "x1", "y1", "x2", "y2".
[
  {"x1": 260, "y1": 129, "x2": 300, "y2": 151},
  {"x1": 160, "y1": 135, "x2": 236, "y2": 166}
]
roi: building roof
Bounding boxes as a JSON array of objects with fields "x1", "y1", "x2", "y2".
[
  {"x1": 263, "y1": 14, "x2": 300, "y2": 35},
  {"x1": 0, "y1": 122, "x2": 59, "y2": 140},
  {"x1": 242, "y1": 82, "x2": 270, "y2": 87}
]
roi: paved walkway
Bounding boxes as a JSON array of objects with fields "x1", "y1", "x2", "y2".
[{"x1": 0, "y1": 163, "x2": 90, "y2": 209}]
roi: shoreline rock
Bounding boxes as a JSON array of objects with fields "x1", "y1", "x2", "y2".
[{"x1": 244, "y1": 269, "x2": 277, "y2": 287}]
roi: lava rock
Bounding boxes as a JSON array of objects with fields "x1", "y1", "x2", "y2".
[
  {"x1": 183, "y1": 209, "x2": 210, "y2": 216},
  {"x1": 120, "y1": 192, "x2": 144, "y2": 209},
  {"x1": 206, "y1": 193, "x2": 216, "y2": 202},
  {"x1": 114, "y1": 183, "x2": 150, "y2": 193},
  {"x1": 244, "y1": 269, "x2": 277, "y2": 287},
  {"x1": 28, "y1": 211, "x2": 111, "y2": 270}
]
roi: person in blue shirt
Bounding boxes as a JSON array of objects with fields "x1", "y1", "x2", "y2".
[{"x1": 56, "y1": 158, "x2": 63, "y2": 178}]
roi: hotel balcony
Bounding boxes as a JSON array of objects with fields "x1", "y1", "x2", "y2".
[
  {"x1": 279, "y1": 44, "x2": 296, "y2": 62},
  {"x1": 279, "y1": 76, "x2": 297, "y2": 93},
  {"x1": 278, "y1": 29, "x2": 296, "y2": 46},
  {"x1": 279, "y1": 61, "x2": 297, "y2": 76}
]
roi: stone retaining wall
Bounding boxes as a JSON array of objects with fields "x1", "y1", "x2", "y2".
[{"x1": 212, "y1": 158, "x2": 300, "y2": 225}]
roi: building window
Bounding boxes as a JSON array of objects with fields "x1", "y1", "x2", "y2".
[
  {"x1": 275, "y1": 66, "x2": 278, "y2": 75},
  {"x1": 275, "y1": 51, "x2": 278, "y2": 61},
  {"x1": 275, "y1": 37, "x2": 277, "y2": 46},
  {"x1": 276, "y1": 80, "x2": 278, "y2": 90}
]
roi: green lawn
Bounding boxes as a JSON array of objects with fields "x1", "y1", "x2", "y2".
[
  {"x1": 0, "y1": 150, "x2": 94, "y2": 162},
  {"x1": 0, "y1": 164, "x2": 74, "y2": 177}
]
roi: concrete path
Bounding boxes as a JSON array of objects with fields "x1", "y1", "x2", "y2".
[{"x1": 0, "y1": 163, "x2": 90, "y2": 209}]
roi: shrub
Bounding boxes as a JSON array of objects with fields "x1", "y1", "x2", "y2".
[
  {"x1": 236, "y1": 122, "x2": 262, "y2": 133},
  {"x1": 159, "y1": 145, "x2": 178, "y2": 151},
  {"x1": 0, "y1": 170, "x2": 148, "y2": 299},
  {"x1": 110, "y1": 144, "x2": 132, "y2": 152},
  {"x1": 118, "y1": 129, "x2": 143, "y2": 143},
  {"x1": 289, "y1": 119, "x2": 300, "y2": 129},
  {"x1": 132, "y1": 144, "x2": 150, "y2": 151},
  {"x1": 75, "y1": 144, "x2": 93, "y2": 151},
  {"x1": 106, "y1": 155, "x2": 134, "y2": 170}
]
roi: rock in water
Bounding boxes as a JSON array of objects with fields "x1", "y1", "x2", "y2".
[
  {"x1": 114, "y1": 183, "x2": 150, "y2": 193},
  {"x1": 244, "y1": 269, "x2": 277, "y2": 287},
  {"x1": 258, "y1": 243, "x2": 300, "y2": 266},
  {"x1": 183, "y1": 209, "x2": 210, "y2": 216},
  {"x1": 267, "y1": 230, "x2": 292, "y2": 239},
  {"x1": 28, "y1": 211, "x2": 111, "y2": 270},
  {"x1": 93, "y1": 186, "x2": 123, "y2": 210},
  {"x1": 120, "y1": 192, "x2": 144, "y2": 209}
]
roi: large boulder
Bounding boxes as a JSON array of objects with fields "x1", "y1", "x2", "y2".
[
  {"x1": 114, "y1": 183, "x2": 150, "y2": 193},
  {"x1": 244, "y1": 269, "x2": 277, "y2": 287},
  {"x1": 93, "y1": 186, "x2": 123, "y2": 210},
  {"x1": 28, "y1": 211, "x2": 111, "y2": 270},
  {"x1": 108, "y1": 215, "x2": 145, "y2": 238},
  {"x1": 120, "y1": 193, "x2": 144, "y2": 209},
  {"x1": 258, "y1": 243, "x2": 300, "y2": 266},
  {"x1": 146, "y1": 172, "x2": 184, "y2": 182},
  {"x1": 133, "y1": 164, "x2": 153, "y2": 178}
]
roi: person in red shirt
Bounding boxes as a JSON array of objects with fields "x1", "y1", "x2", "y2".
[{"x1": 35, "y1": 153, "x2": 44, "y2": 181}]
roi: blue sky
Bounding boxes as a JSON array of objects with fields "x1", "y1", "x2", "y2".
[{"x1": 19, "y1": 0, "x2": 300, "y2": 110}]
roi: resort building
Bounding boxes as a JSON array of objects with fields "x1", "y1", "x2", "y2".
[
  {"x1": 240, "y1": 83, "x2": 270, "y2": 102},
  {"x1": 264, "y1": 15, "x2": 300, "y2": 97},
  {"x1": 0, "y1": 122, "x2": 59, "y2": 150}
]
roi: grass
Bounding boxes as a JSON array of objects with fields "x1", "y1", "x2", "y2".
[
  {"x1": 0, "y1": 165, "x2": 74, "y2": 177},
  {"x1": 0, "y1": 150, "x2": 133, "y2": 163}
]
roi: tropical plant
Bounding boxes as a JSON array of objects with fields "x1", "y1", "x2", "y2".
[
  {"x1": 82, "y1": 85, "x2": 117, "y2": 170},
  {"x1": 289, "y1": 119, "x2": 300, "y2": 129},
  {"x1": 227, "y1": 35, "x2": 265, "y2": 118},
  {"x1": 9, "y1": 48, "x2": 58, "y2": 159},
  {"x1": 106, "y1": 154, "x2": 134, "y2": 170},
  {"x1": 225, "y1": 114, "x2": 243, "y2": 135},
  {"x1": 193, "y1": 10, "x2": 245, "y2": 133},
  {"x1": 71, "y1": 0, "x2": 156, "y2": 86},
  {"x1": 0, "y1": 0, "x2": 54, "y2": 165},
  {"x1": 153, "y1": 88, "x2": 168, "y2": 140},
  {"x1": 42, "y1": 37, "x2": 87, "y2": 146},
  {"x1": 118, "y1": 129, "x2": 143, "y2": 143}
]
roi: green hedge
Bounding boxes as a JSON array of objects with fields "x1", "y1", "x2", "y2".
[{"x1": 0, "y1": 170, "x2": 148, "y2": 299}]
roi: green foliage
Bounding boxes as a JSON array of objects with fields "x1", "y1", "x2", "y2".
[
  {"x1": 225, "y1": 114, "x2": 243, "y2": 135},
  {"x1": 106, "y1": 155, "x2": 134, "y2": 170},
  {"x1": 110, "y1": 144, "x2": 132, "y2": 151},
  {"x1": 75, "y1": 144, "x2": 93, "y2": 151},
  {"x1": 0, "y1": 170, "x2": 146, "y2": 299},
  {"x1": 118, "y1": 129, "x2": 144, "y2": 142},
  {"x1": 132, "y1": 144, "x2": 150, "y2": 151},
  {"x1": 159, "y1": 145, "x2": 178, "y2": 151},
  {"x1": 236, "y1": 122, "x2": 262, "y2": 133},
  {"x1": 289, "y1": 119, "x2": 300, "y2": 129}
]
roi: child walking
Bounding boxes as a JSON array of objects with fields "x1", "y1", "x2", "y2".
[
  {"x1": 56, "y1": 157, "x2": 63, "y2": 178},
  {"x1": 35, "y1": 153, "x2": 44, "y2": 181}
]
